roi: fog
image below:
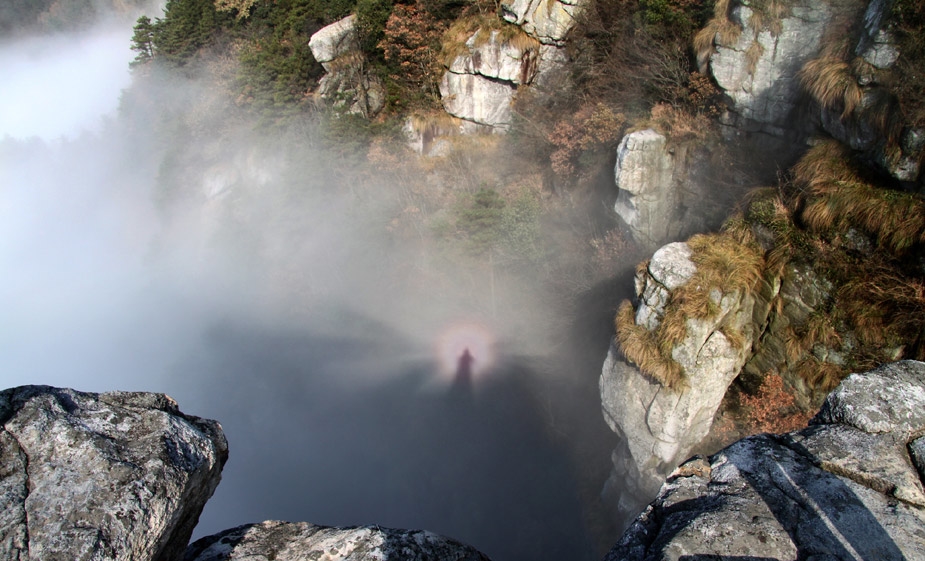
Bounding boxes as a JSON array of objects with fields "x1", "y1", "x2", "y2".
[{"x1": 0, "y1": 12, "x2": 621, "y2": 561}]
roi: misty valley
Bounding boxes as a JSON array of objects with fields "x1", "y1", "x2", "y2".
[
  {"x1": 5, "y1": 0, "x2": 925, "y2": 558},
  {"x1": 0, "y1": 3, "x2": 627, "y2": 560}
]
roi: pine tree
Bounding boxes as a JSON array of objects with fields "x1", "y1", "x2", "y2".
[{"x1": 129, "y1": 15, "x2": 155, "y2": 67}]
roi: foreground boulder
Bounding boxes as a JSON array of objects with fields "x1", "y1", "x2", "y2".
[
  {"x1": 185, "y1": 520, "x2": 491, "y2": 561},
  {"x1": 0, "y1": 385, "x2": 228, "y2": 561},
  {"x1": 606, "y1": 360, "x2": 925, "y2": 560}
]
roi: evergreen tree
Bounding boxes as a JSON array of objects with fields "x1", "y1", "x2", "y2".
[{"x1": 129, "y1": 15, "x2": 155, "y2": 67}]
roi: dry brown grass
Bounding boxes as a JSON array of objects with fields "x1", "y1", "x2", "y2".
[
  {"x1": 795, "y1": 357, "x2": 847, "y2": 393},
  {"x1": 745, "y1": 41, "x2": 765, "y2": 76},
  {"x1": 800, "y1": 180, "x2": 925, "y2": 255},
  {"x1": 614, "y1": 300, "x2": 686, "y2": 388},
  {"x1": 799, "y1": 56, "x2": 863, "y2": 119},
  {"x1": 791, "y1": 140, "x2": 858, "y2": 192},
  {"x1": 441, "y1": 14, "x2": 538, "y2": 66},
  {"x1": 840, "y1": 267, "x2": 925, "y2": 356},
  {"x1": 688, "y1": 232, "x2": 765, "y2": 294}
]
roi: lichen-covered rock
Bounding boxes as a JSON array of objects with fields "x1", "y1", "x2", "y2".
[
  {"x1": 606, "y1": 360, "x2": 925, "y2": 561},
  {"x1": 184, "y1": 520, "x2": 492, "y2": 561},
  {"x1": 600, "y1": 241, "x2": 758, "y2": 522},
  {"x1": 612, "y1": 130, "x2": 677, "y2": 248},
  {"x1": 500, "y1": 0, "x2": 585, "y2": 46},
  {"x1": 0, "y1": 386, "x2": 228, "y2": 561},
  {"x1": 706, "y1": 0, "x2": 833, "y2": 136}
]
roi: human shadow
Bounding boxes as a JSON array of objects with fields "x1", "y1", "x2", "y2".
[{"x1": 168, "y1": 308, "x2": 599, "y2": 561}]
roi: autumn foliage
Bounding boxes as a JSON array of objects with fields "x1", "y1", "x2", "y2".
[
  {"x1": 740, "y1": 374, "x2": 813, "y2": 434},
  {"x1": 378, "y1": 2, "x2": 447, "y2": 105}
]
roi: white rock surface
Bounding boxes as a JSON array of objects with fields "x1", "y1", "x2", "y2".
[
  {"x1": 600, "y1": 241, "x2": 757, "y2": 520},
  {"x1": 308, "y1": 15, "x2": 357, "y2": 69},
  {"x1": 708, "y1": 0, "x2": 832, "y2": 134},
  {"x1": 500, "y1": 0, "x2": 585, "y2": 45},
  {"x1": 440, "y1": 70, "x2": 516, "y2": 130},
  {"x1": 447, "y1": 30, "x2": 539, "y2": 85}
]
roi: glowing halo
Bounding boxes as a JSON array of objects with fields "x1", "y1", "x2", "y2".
[{"x1": 434, "y1": 321, "x2": 496, "y2": 381}]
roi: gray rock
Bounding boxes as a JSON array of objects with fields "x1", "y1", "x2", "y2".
[
  {"x1": 813, "y1": 360, "x2": 925, "y2": 435},
  {"x1": 184, "y1": 520, "x2": 491, "y2": 561},
  {"x1": 613, "y1": 130, "x2": 678, "y2": 248},
  {"x1": 308, "y1": 15, "x2": 357, "y2": 69},
  {"x1": 600, "y1": 240, "x2": 758, "y2": 524},
  {"x1": 0, "y1": 386, "x2": 227, "y2": 561},
  {"x1": 707, "y1": 0, "x2": 832, "y2": 135},
  {"x1": 606, "y1": 361, "x2": 925, "y2": 561}
]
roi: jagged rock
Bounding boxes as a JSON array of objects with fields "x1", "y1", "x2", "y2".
[
  {"x1": 316, "y1": 63, "x2": 386, "y2": 119},
  {"x1": 600, "y1": 241, "x2": 758, "y2": 523},
  {"x1": 308, "y1": 15, "x2": 356, "y2": 70},
  {"x1": 707, "y1": 0, "x2": 833, "y2": 136},
  {"x1": 184, "y1": 520, "x2": 492, "y2": 561},
  {"x1": 612, "y1": 129, "x2": 677, "y2": 248},
  {"x1": 856, "y1": 0, "x2": 899, "y2": 70},
  {"x1": 500, "y1": 0, "x2": 585, "y2": 46},
  {"x1": 309, "y1": 16, "x2": 384, "y2": 118},
  {"x1": 606, "y1": 360, "x2": 925, "y2": 561},
  {"x1": 0, "y1": 386, "x2": 227, "y2": 561}
]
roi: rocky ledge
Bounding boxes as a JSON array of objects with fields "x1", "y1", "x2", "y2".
[
  {"x1": 185, "y1": 520, "x2": 490, "y2": 561},
  {"x1": 0, "y1": 385, "x2": 228, "y2": 561},
  {"x1": 606, "y1": 360, "x2": 925, "y2": 560}
]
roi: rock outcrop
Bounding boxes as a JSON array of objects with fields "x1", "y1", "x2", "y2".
[
  {"x1": 500, "y1": 0, "x2": 583, "y2": 46},
  {"x1": 439, "y1": 0, "x2": 586, "y2": 132},
  {"x1": 440, "y1": 28, "x2": 540, "y2": 132},
  {"x1": 185, "y1": 520, "x2": 491, "y2": 561},
  {"x1": 600, "y1": 241, "x2": 760, "y2": 522},
  {"x1": 612, "y1": 129, "x2": 678, "y2": 248},
  {"x1": 0, "y1": 386, "x2": 228, "y2": 561},
  {"x1": 308, "y1": 16, "x2": 385, "y2": 118},
  {"x1": 703, "y1": 0, "x2": 835, "y2": 137},
  {"x1": 606, "y1": 360, "x2": 925, "y2": 560}
]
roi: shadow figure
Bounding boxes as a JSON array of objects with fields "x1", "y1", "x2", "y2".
[{"x1": 452, "y1": 348, "x2": 474, "y2": 393}]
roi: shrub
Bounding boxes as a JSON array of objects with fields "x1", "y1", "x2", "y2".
[
  {"x1": 740, "y1": 373, "x2": 814, "y2": 433},
  {"x1": 547, "y1": 103, "x2": 626, "y2": 180}
]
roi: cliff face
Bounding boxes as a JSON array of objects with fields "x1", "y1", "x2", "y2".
[{"x1": 607, "y1": 360, "x2": 925, "y2": 560}]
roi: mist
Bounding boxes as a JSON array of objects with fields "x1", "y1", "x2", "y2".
[{"x1": 0, "y1": 9, "x2": 622, "y2": 561}]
